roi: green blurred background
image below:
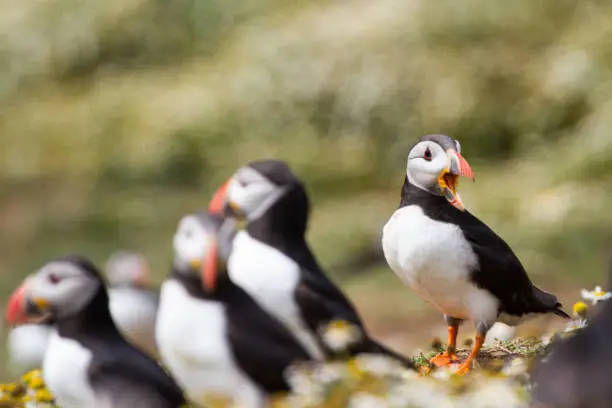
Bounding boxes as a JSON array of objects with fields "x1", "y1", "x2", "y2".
[{"x1": 1, "y1": 0, "x2": 612, "y2": 378}]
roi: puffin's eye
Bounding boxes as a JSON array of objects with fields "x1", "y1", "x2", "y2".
[
  {"x1": 48, "y1": 273, "x2": 60, "y2": 284},
  {"x1": 424, "y1": 148, "x2": 432, "y2": 161},
  {"x1": 184, "y1": 229, "x2": 193, "y2": 239},
  {"x1": 234, "y1": 177, "x2": 248, "y2": 187}
]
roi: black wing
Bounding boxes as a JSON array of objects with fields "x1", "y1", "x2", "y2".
[
  {"x1": 294, "y1": 269, "x2": 414, "y2": 368},
  {"x1": 295, "y1": 268, "x2": 364, "y2": 330},
  {"x1": 449, "y1": 209, "x2": 562, "y2": 316},
  {"x1": 88, "y1": 341, "x2": 185, "y2": 408},
  {"x1": 226, "y1": 293, "x2": 313, "y2": 394}
]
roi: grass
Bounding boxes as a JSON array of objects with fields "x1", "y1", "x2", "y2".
[
  {"x1": 0, "y1": 333, "x2": 573, "y2": 408},
  {"x1": 0, "y1": 287, "x2": 595, "y2": 407},
  {"x1": 1, "y1": 0, "x2": 612, "y2": 403}
]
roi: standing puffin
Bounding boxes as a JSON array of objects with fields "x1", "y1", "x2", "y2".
[
  {"x1": 5, "y1": 255, "x2": 186, "y2": 408},
  {"x1": 381, "y1": 134, "x2": 569, "y2": 375},
  {"x1": 106, "y1": 251, "x2": 159, "y2": 357},
  {"x1": 156, "y1": 212, "x2": 312, "y2": 407},
  {"x1": 208, "y1": 159, "x2": 414, "y2": 368}
]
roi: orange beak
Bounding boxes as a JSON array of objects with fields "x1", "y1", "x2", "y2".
[
  {"x1": 202, "y1": 238, "x2": 219, "y2": 292},
  {"x1": 439, "y1": 150, "x2": 475, "y2": 212},
  {"x1": 449, "y1": 150, "x2": 475, "y2": 181},
  {"x1": 209, "y1": 179, "x2": 230, "y2": 215},
  {"x1": 132, "y1": 268, "x2": 151, "y2": 288},
  {"x1": 6, "y1": 282, "x2": 29, "y2": 325}
]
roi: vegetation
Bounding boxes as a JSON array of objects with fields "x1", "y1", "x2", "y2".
[
  {"x1": 0, "y1": 290, "x2": 596, "y2": 407},
  {"x1": 1, "y1": 0, "x2": 611, "y2": 392}
]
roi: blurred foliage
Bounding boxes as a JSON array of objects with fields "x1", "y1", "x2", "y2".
[{"x1": 1, "y1": 0, "x2": 612, "y2": 379}]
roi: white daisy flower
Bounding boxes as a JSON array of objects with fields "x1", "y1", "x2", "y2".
[
  {"x1": 431, "y1": 366, "x2": 456, "y2": 381},
  {"x1": 355, "y1": 354, "x2": 403, "y2": 377},
  {"x1": 311, "y1": 363, "x2": 346, "y2": 385},
  {"x1": 319, "y1": 320, "x2": 363, "y2": 353},
  {"x1": 460, "y1": 379, "x2": 528, "y2": 408},
  {"x1": 502, "y1": 358, "x2": 528, "y2": 377},
  {"x1": 284, "y1": 365, "x2": 325, "y2": 405},
  {"x1": 394, "y1": 380, "x2": 454, "y2": 408},
  {"x1": 540, "y1": 335, "x2": 552, "y2": 346},
  {"x1": 564, "y1": 318, "x2": 588, "y2": 333},
  {"x1": 580, "y1": 286, "x2": 612, "y2": 305},
  {"x1": 348, "y1": 393, "x2": 388, "y2": 408}
]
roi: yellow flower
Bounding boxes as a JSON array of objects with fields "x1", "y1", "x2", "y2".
[
  {"x1": 22, "y1": 369, "x2": 45, "y2": 390},
  {"x1": 32, "y1": 388, "x2": 54, "y2": 402},
  {"x1": 572, "y1": 301, "x2": 588, "y2": 318}
]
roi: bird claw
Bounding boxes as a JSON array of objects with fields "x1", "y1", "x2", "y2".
[
  {"x1": 454, "y1": 362, "x2": 472, "y2": 376},
  {"x1": 429, "y1": 351, "x2": 460, "y2": 367}
]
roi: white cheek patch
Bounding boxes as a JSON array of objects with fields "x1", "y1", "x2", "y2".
[
  {"x1": 228, "y1": 180, "x2": 289, "y2": 222},
  {"x1": 174, "y1": 218, "x2": 210, "y2": 262},
  {"x1": 406, "y1": 142, "x2": 448, "y2": 194}
]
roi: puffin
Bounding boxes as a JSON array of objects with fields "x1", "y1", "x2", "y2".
[
  {"x1": 531, "y1": 280, "x2": 612, "y2": 408},
  {"x1": 156, "y1": 212, "x2": 312, "y2": 407},
  {"x1": 381, "y1": 134, "x2": 569, "y2": 375},
  {"x1": 208, "y1": 159, "x2": 414, "y2": 368},
  {"x1": 106, "y1": 251, "x2": 159, "y2": 357},
  {"x1": 5, "y1": 255, "x2": 186, "y2": 408},
  {"x1": 6, "y1": 318, "x2": 54, "y2": 374}
]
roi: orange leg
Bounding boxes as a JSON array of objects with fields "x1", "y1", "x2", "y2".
[
  {"x1": 430, "y1": 324, "x2": 460, "y2": 367},
  {"x1": 455, "y1": 333, "x2": 485, "y2": 376}
]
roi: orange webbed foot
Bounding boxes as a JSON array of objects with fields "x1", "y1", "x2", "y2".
[
  {"x1": 429, "y1": 351, "x2": 460, "y2": 367},
  {"x1": 454, "y1": 362, "x2": 473, "y2": 376}
]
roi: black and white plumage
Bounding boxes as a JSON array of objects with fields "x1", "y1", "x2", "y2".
[
  {"x1": 208, "y1": 159, "x2": 414, "y2": 368},
  {"x1": 381, "y1": 134, "x2": 569, "y2": 374},
  {"x1": 156, "y1": 212, "x2": 312, "y2": 407},
  {"x1": 5, "y1": 255, "x2": 185, "y2": 408},
  {"x1": 6, "y1": 318, "x2": 54, "y2": 374},
  {"x1": 106, "y1": 251, "x2": 159, "y2": 357}
]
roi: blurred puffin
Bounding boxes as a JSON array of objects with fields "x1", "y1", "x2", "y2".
[
  {"x1": 209, "y1": 159, "x2": 414, "y2": 368},
  {"x1": 381, "y1": 134, "x2": 569, "y2": 375},
  {"x1": 6, "y1": 318, "x2": 54, "y2": 374},
  {"x1": 156, "y1": 212, "x2": 312, "y2": 407},
  {"x1": 106, "y1": 251, "x2": 159, "y2": 357},
  {"x1": 531, "y1": 281, "x2": 612, "y2": 407},
  {"x1": 5, "y1": 255, "x2": 185, "y2": 408}
]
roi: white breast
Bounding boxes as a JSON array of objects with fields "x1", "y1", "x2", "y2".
[
  {"x1": 156, "y1": 280, "x2": 265, "y2": 407},
  {"x1": 228, "y1": 231, "x2": 325, "y2": 360},
  {"x1": 108, "y1": 287, "x2": 159, "y2": 357},
  {"x1": 43, "y1": 332, "x2": 96, "y2": 408},
  {"x1": 7, "y1": 324, "x2": 53, "y2": 374},
  {"x1": 382, "y1": 205, "x2": 498, "y2": 325}
]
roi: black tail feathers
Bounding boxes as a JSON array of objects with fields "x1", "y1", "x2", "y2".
[{"x1": 554, "y1": 303, "x2": 571, "y2": 320}]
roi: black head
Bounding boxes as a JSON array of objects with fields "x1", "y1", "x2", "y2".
[
  {"x1": 208, "y1": 159, "x2": 310, "y2": 240},
  {"x1": 6, "y1": 255, "x2": 107, "y2": 324},
  {"x1": 404, "y1": 134, "x2": 474, "y2": 211},
  {"x1": 105, "y1": 251, "x2": 151, "y2": 288},
  {"x1": 418, "y1": 134, "x2": 463, "y2": 153},
  {"x1": 247, "y1": 159, "x2": 301, "y2": 187},
  {"x1": 172, "y1": 211, "x2": 237, "y2": 292}
]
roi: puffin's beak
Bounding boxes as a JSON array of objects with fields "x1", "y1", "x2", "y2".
[
  {"x1": 133, "y1": 267, "x2": 151, "y2": 288},
  {"x1": 209, "y1": 179, "x2": 230, "y2": 215},
  {"x1": 6, "y1": 282, "x2": 47, "y2": 325},
  {"x1": 209, "y1": 179, "x2": 243, "y2": 219},
  {"x1": 201, "y1": 238, "x2": 219, "y2": 292},
  {"x1": 438, "y1": 150, "x2": 475, "y2": 212}
]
